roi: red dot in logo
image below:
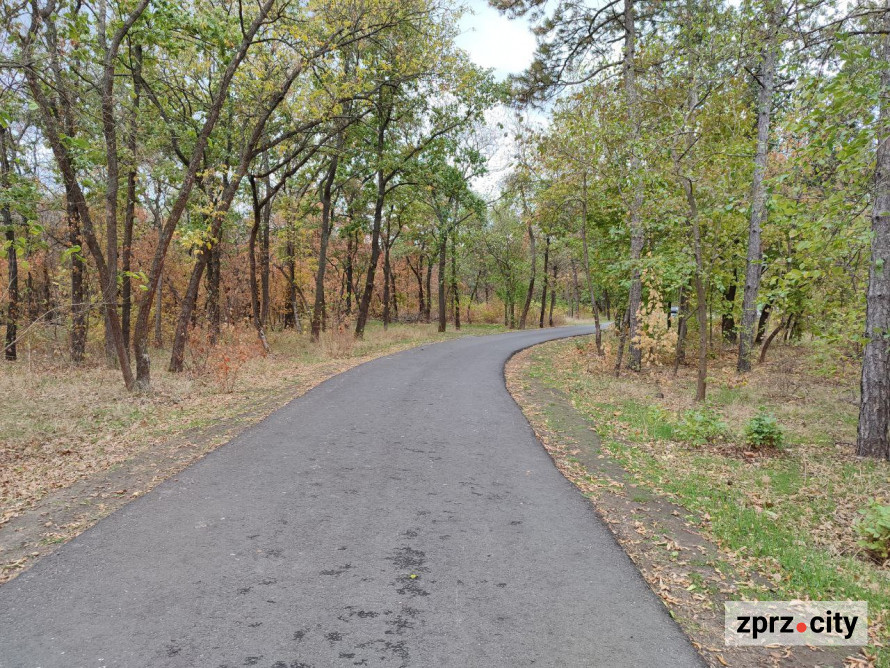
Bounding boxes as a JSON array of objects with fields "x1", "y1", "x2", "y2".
[{"x1": 797, "y1": 622, "x2": 807, "y2": 633}]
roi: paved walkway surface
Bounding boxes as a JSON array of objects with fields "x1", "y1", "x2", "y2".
[{"x1": 0, "y1": 326, "x2": 703, "y2": 667}]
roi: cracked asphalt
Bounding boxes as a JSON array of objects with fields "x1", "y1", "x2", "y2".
[{"x1": 0, "y1": 326, "x2": 703, "y2": 667}]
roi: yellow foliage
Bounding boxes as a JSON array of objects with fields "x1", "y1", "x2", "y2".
[{"x1": 632, "y1": 269, "x2": 677, "y2": 367}]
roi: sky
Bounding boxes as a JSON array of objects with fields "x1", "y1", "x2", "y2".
[
  {"x1": 454, "y1": 0, "x2": 537, "y2": 81},
  {"x1": 454, "y1": 1, "x2": 539, "y2": 194}
]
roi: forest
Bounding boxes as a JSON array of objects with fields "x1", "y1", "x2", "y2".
[
  {"x1": 1, "y1": 0, "x2": 890, "y2": 664},
  {"x1": 0, "y1": 0, "x2": 889, "y2": 445}
]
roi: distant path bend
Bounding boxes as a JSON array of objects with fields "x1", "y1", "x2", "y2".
[{"x1": 0, "y1": 325, "x2": 703, "y2": 667}]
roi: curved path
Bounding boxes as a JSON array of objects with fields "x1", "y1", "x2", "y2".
[{"x1": 1, "y1": 326, "x2": 702, "y2": 667}]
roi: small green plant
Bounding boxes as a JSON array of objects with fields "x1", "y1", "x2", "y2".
[
  {"x1": 674, "y1": 407, "x2": 728, "y2": 445},
  {"x1": 855, "y1": 502, "x2": 890, "y2": 560},
  {"x1": 744, "y1": 410, "x2": 784, "y2": 449}
]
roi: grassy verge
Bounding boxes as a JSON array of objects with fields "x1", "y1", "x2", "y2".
[
  {"x1": 0, "y1": 321, "x2": 504, "y2": 581},
  {"x1": 513, "y1": 334, "x2": 889, "y2": 667}
]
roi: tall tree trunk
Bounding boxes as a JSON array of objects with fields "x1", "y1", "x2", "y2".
[
  {"x1": 284, "y1": 233, "x2": 298, "y2": 330},
  {"x1": 121, "y1": 44, "x2": 142, "y2": 354},
  {"x1": 345, "y1": 231, "x2": 354, "y2": 316},
  {"x1": 539, "y1": 235, "x2": 550, "y2": 328},
  {"x1": 248, "y1": 177, "x2": 271, "y2": 350},
  {"x1": 169, "y1": 251, "x2": 205, "y2": 372},
  {"x1": 312, "y1": 154, "x2": 339, "y2": 341},
  {"x1": 390, "y1": 259, "x2": 398, "y2": 320},
  {"x1": 153, "y1": 215, "x2": 163, "y2": 348},
  {"x1": 758, "y1": 315, "x2": 786, "y2": 364},
  {"x1": 451, "y1": 231, "x2": 460, "y2": 331},
  {"x1": 858, "y1": 10, "x2": 890, "y2": 459},
  {"x1": 672, "y1": 285, "x2": 689, "y2": 376},
  {"x1": 672, "y1": 47, "x2": 709, "y2": 400},
  {"x1": 424, "y1": 258, "x2": 433, "y2": 323},
  {"x1": 409, "y1": 255, "x2": 424, "y2": 318},
  {"x1": 519, "y1": 222, "x2": 536, "y2": 329},
  {"x1": 354, "y1": 178, "x2": 387, "y2": 338},
  {"x1": 437, "y1": 233, "x2": 447, "y2": 333},
  {"x1": 580, "y1": 173, "x2": 603, "y2": 351},
  {"x1": 3, "y1": 212, "x2": 16, "y2": 361},
  {"x1": 548, "y1": 263, "x2": 558, "y2": 327},
  {"x1": 624, "y1": 0, "x2": 645, "y2": 371},
  {"x1": 260, "y1": 173, "x2": 271, "y2": 326},
  {"x1": 615, "y1": 307, "x2": 630, "y2": 376},
  {"x1": 382, "y1": 228, "x2": 392, "y2": 330},
  {"x1": 722, "y1": 280, "x2": 737, "y2": 343},
  {"x1": 689, "y1": 191, "x2": 708, "y2": 402},
  {"x1": 738, "y1": 33, "x2": 777, "y2": 372},
  {"x1": 570, "y1": 259, "x2": 579, "y2": 319},
  {"x1": 205, "y1": 232, "x2": 222, "y2": 344},
  {"x1": 1, "y1": 126, "x2": 17, "y2": 361},
  {"x1": 755, "y1": 299, "x2": 772, "y2": 344},
  {"x1": 67, "y1": 189, "x2": 87, "y2": 362}
]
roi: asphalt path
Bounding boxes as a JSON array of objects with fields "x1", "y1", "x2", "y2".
[{"x1": 0, "y1": 325, "x2": 703, "y2": 667}]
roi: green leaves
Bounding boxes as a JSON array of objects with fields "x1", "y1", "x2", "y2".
[{"x1": 855, "y1": 502, "x2": 890, "y2": 560}]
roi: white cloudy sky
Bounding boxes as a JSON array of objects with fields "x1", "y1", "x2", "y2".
[
  {"x1": 454, "y1": 0, "x2": 540, "y2": 195},
  {"x1": 454, "y1": 0, "x2": 537, "y2": 81}
]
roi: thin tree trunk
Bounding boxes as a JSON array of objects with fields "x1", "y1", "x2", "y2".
[
  {"x1": 672, "y1": 285, "x2": 689, "y2": 376},
  {"x1": 721, "y1": 279, "x2": 737, "y2": 343},
  {"x1": 451, "y1": 231, "x2": 460, "y2": 331},
  {"x1": 755, "y1": 299, "x2": 772, "y2": 344},
  {"x1": 409, "y1": 255, "x2": 424, "y2": 318},
  {"x1": 383, "y1": 225, "x2": 392, "y2": 330},
  {"x1": 570, "y1": 259, "x2": 579, "y2": 319},
  {"x1": 354, "y1": 180, "x2": 387, "y2": 338},
  {"x1": 121, "y1": 44, "x2": 142, "y2": 354},
  {"x1": 519, "y1": 222, "x2": 536, "y2": 329},
  {"x1": 437, "y1": 233, "x2": 447, "y2": 332},
  {"x1": 580, "y1": 173, "x2": 603, "y2": 351},
  {"x1": 672, "y1": 59, "x2": 709, "y2": 400},
  {"x1": 284, "y1": 234, "x2": 299, "y2": 330},
  {"x1": 169, "y1": 249, "x2": 206, "y2": 372},
  {"x1": 691, "y1": 201, "x2": 708, "y2": 401},
  {"x1": 345, "y1": 231, "x2": 354, "y2": 316},
  {"x1": 624, "y1": 0, "x2": 645, "y2": 371},
  {"x1": 758, "y1": 316, "x2": 786, "y2": 364},
  {"x1": 424, "y1": 258, "x2": 433, "y2": 323},
  {"x1": 260, "y1": 172, "x2": 271, "y2": 326},
  {"x1": 738, "y1": 31, "x2": 777, "y2": 372},
  {"x1": 312, "y1": 154, "x2": 339, "y2": 341},
  {"x1": 548, "y1": 263, "x2": 558, "y2": 327},
  {"x1": 615, "y1": 307, "x2": 630, "y2": 377},
  {"x1": 248, "y1": 178, "x2": 271, "y2": 350},
  {"x1": 539, "y1": 235, "x2": 550, "y2": 328},
  {"x1": 1, "y1": 126, "x2": 17, "y2": 361},
  {"x1": 153, "y1": 215, "x2": 163, "y2": 348},
  {"x1": 205, "y1": 231, "x2": 222, "y2": 344},
  {"x1": 858, "y1": 7, "x2": 890, "y2": 459},
  {"x1": 67, "y1": 190, "x2": 87, "y2": 362},
  {"x1": 390, "y1": 260, "x2": 398, "y2": 320}
]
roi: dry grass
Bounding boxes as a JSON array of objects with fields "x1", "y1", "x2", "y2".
[{"x1": 0, "y1": 321, "x2": 502, "y2": 530}]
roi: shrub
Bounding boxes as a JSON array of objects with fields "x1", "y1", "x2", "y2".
[
  {"x1": 674, "y1": 407, "x2": 728, "y2": 445},
  {"x1": 744, "y1": 410, "x2": 784, "y2": 449},
  {"x1": 186, "y1": 324, "x2": 262, "y2": 393},
  {"x1": 855, "y1": 502, "x2": 890, "y2": 561},
  {"x1": 321, "y1": 323, "x2": 355, "y2": 359}
]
